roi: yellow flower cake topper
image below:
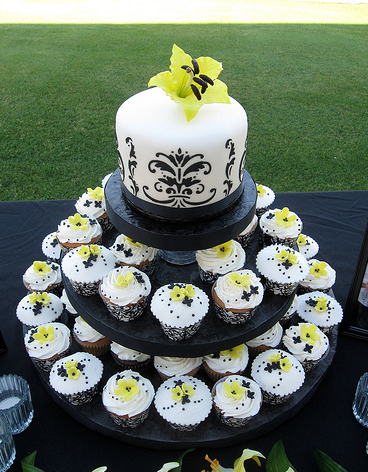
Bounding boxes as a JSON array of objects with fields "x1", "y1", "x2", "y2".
[
  {"x1": 33, "y1": 325, "x2": 55, "y2": 345},
  {"x1": 64, "y1": 359, "x2": 81, "y2": 380},
  {"x1": 77, "y1": 245, "x2": 101, "y2": 259},
  {"x1": 113, "y1": 271, "x2": 135, "y2": 288},
  {"x1": 87, "y1": 187, "x2": 104, "y2": 201},
  {"x1": 301, "y1": 323, "x2": 320, "y2": 346},
  {"x1": 170, "y1": 284, "x2": 196, "y2": 301},
  {"x1": 257, "y1": 184, "x2": 266, "y2": 197},
  {"x1": 124, "y1": 236, "x2": 142, "y2": 248},
  {"x1": 68, "y1": 213, "x2": 89, "y2": 231},
  {"x1": 276, "y1": 249, "x2": 298, "y2": 266},
  {"x1": 220, "y1": 344, "x2": 244, "y2": 359},
  {"x1": 310, "y1": 261, "x2": 328, "y2": 279},
  {"x1": 32, "y1": 261, "x2": 51, "y2": 275},
  {"x1": 268, "y1": 353, "x2": 292, "y2": 372},
  {"x1": 313, "y1": 295, "x2": 329, "y2": 312},
  {"x1": 114, "y1": 378, "x2": 140, "y2": 401},
  {"x1": 148, "y1": 44, "x2": 230, "y2": 122},
  {"x1": 171, "y1": 382, "x2": 195, "y2": 402},
  {"x1": 275, "y1": 207, "x2": 297, "y2": 228},
  {"x1": 214, "y1": 241, "x2": 233, "y2": 259},
  {"x1": 223, "y1": 380, "x2": 246, "y2": 400},
  {"x1": 29, "y1": 291, "x2": 51, "y2": 306},
  {"x1": 227, "y1": 272, "x2": 251, "y2": 289},
  {"x1": 297, "y1": 234, "x2": 307, "y2": 246}
]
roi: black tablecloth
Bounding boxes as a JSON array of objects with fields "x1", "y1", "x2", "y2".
[{"x1": 1, "y1": 191, "x2": 368, "y2": 472}]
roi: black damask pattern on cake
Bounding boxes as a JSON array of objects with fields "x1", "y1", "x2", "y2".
[
  {"x1": 124, "y1": 137, "x2": 140, "y2": 196},
  {"x1": 239, "y1": 138, "x2": 247, "y2": 182}
]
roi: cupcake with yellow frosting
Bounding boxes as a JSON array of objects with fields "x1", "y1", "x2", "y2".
[
  {"x1": 255, "y1": 183, "x2": 275, "y2": 217},
  {"x1": 75, "y1": 186, "x2": 113, "y2": 232},
  {"x1": 56, "y1": 213, "x2": 102, "y2": 253},
  {"x1": 203, "y1": 344, "x2": 249, "y2": 382},
  {"x1": 23, "y1": 260, "x2": 62, "y2": 295},
  {"x1": 259, "y1": 207, "x2": 302, "y2": 247}
]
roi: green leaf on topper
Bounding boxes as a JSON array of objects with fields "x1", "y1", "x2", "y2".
[{"x1": 148, "y1": 44, "x2": 230, "y2": 122}]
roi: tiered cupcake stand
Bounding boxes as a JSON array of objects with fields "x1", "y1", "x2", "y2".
[{"x1": 35, "y1": 169, "x2": 337, "y2": 449}]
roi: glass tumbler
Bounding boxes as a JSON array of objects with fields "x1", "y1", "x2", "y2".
[
  {"x1": 0, "y1": 411, "x2": 16, "y2": 472},
  {"x1": 0, "y1": 375, "x2": 34, "y2": 434},
  {"x1": 352, "y1": 372, "x2": 368, "y2": 428}
]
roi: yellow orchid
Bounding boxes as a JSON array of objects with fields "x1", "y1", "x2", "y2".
[
  {"x1": 114, "y1": 378, "x2": 140, "y2": 401},
  {"x1": 29, "y1": 292, "x2": 51, "y2": 306},
  {"x1": 113, "y1": 271, "x2": 135, "y2": 288},
  {"x1": 310, "y1": 261, "x2": 328, "y2": 279},
  {"x1": 214, "y1": 241, "x2": 233, "y2": 259},
  {"x1": 170, "y1": 285, "x2": 186, "y2": 301},
  {"x1": 314, "y1": 296, "x2": 329, "y2": 312},
  {"x1": 171, "y1": 383, "x2": 195, "y2": 402},
  {"x1": 87, "y1": 186, "x2": 104, "y2": 200},
  {"x1": 275, "y1": 207, "x2": 297, "y2": 228},
  {"x1": 297, "y1": 234, "x2": 307, "y2": 247},
  {"x1": 203, "y1": 448, "x2": 265, "y2": 472},
  {"x1": 256, "y1": 184, "x2": 266, "y2": 198},
  {"x1": 301, "y1": 324, "x2": 320, "y2": 345},
  {"x1": 32, "y1": 261, "x2": 51, "y2": 275},
  {"x1": 223, "y1": 380, "x2": 246, "y2": 400},
  {"x1": 276, "y1": 249, "x2": 297, "y2": 266},
  {"x1": 64, "y1": 359, "x2": 80, "y2": 380},
  {"x1": 148, "y1": 44, "x2": 230, "y2": 122},
  {"x1": 68, "y1": 213, "x2": 89, "y2": 231},
  {"x1": 220, "y1": 344, "x2": 244, "y2": 359},
  {"x1": 227, "y1": 272, "x2": 251, "y2": 288},
  {"x1": 77, "y1": 244, "x2": 101, "y2": 259},
  {"x1": 33, "y1": 325, "x2": 55, "y2": 345}
]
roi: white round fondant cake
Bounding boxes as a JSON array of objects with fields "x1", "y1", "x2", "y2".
[{"x1": 116, "y1": 86, "x2": 248, "y2": 221}]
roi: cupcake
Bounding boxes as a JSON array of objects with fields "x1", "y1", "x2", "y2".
[
  {"x1": 75, "y1": 186, "x2": 113, "y2": 232},
  {"x1": 23, "y1": 260, "x2": 62, "y2": 295},
  {"x1": 299, "y1": 259, "x2": 336, "y2": 294},
  {"x1": 235, "y1": 214, "x2": 258, "y2": 248},
  {"x1": 150, "y1": 283, "x2": 209, "y2": 341},
  {"x1": 154, "y1": 376, "x2": 212, "y2": 431},
  {"x1": 279, "y1": 294, "x2": 298, "y2": 325},
  {"x1": 24, "y1": 322, "x2": 71, "y2": 372},
  {"x1": 259, "y1": 207, "x2": 302, "y2": 247},
  {"x1": 256, "y1": 244, "x2": 309, "y2": 296},
  {"x1": 60, "y1": 289, "x2": 78, "y2": 320},
  {"x1": 203, "y1": 344, "x2": 249, "y2": 382},
  {"x1": 296, "y1": 291, "x2": 343, "y2": 334},
  {"x1": 154, "y1": 356, "x2": 202, "y2": 381},
  {"x1": 212, "y1": 375, "x2": 262, "y2": 427},
  {"x1": 246, "y1": 322, "x2": 283, "y2": 357},
  {"x1": 251, "y1": 349, "x2": 305, "y2": 404},
  {"x1": 99, "y1": 266, "x2": 151, "y2": 321},
  {"x1": 196, "y1": 240, "x2": 246, "y2": 284},
  {"x1": 41, "y1": 232, "x2": 62, "y2": 263},
  {"x1": 73, "y1": 316, "x2": 110, "y2": 356},
  {"x1": 16, "y1": 292, "x2": 64, "y2": 328},
  {"x1": 49, "y1": 352, "x2": 103, "y2": 405},
  {"x1": 282, "y1": 322, "x2": 330, "y2": 372},
  {"x1": 212, "y1": 270, "x2": 264, "y2": 324},
  {"x1": 56, "y1": 213, "x2": 102, "y2": 253},
  {"x1": 255, "y1": 183, "x2": 275, "y2": 216},
  {"x1": 61, "y1": 244, "x2": 116, "y2": 296},
  {"x1": 110, "y1": 342, "x2": 151, "y2": 371},
  {"x1": 102, "y1": 370, "x2": 155, "y2": 428},
  {"x1": 101, "y1": 172, "x2": 113, "y2": 188},
  {"x1": 296, "y1": 234, "x2": 319, "y2": 260},
  {"x1": 109, "y1": 234, "x2": 158, "y2": 276}
]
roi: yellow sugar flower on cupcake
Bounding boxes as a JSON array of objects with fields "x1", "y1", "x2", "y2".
[
  {"x1": 223, "y1": 380, "x2": 246, "y2": 400},
  {"x1": 32, "y1": 325, "x2": 55, "y2": 345}
]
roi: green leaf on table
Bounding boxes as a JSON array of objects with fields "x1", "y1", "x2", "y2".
[
  {"x1": 21, "y1": 451, "x2": 45, "y2": 472},
  {"x1": 313, "y1": 448, "x2": 348, "y2": 472},
  {"x1": 266, "y1": 440, "x2": 296, "y2": 472}
]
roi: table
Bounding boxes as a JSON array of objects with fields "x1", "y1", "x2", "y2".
[{"x1": 1, "y1": 190, "x2": 367, "y2": 472}]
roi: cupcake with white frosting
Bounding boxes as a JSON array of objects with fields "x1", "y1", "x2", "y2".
[
  {"x1": 212, "y1": 375, "x2": 262, "y2": 427},
  {"x1": 99, "y1": 266, "x2": 151, "y2": 321},
  {"x1": 154, "y1": 376, "x2": 212, "y2": 431},
  {"x1": 154, "y1": 356, "x2": 202, "y2": 381},
  {"x1": 296, "y1": 234, "x2": 319, "y2": 260},
  {"x1": 23, "y1": 260, "x2": 62, "y2": 295},
  {"x1": 251, "y1": 349, "x2": 305, "y2": 404},
  {"x1": 56, "y1": 213, "x2": 102, "y2": 253},
  {"x1": 256, "y1": 244, "x2": 309, "y2": 296},
  {"x1": 296, "y1": 291, "x2": 343, "y2": 334},
  {"x1": 280, "y1": 294, "x2": 298, "y2": 325},
  {"x1": 196, "y1": 240, "x2": 246, "y2": 284},
  {"x1": 102, "y1": 370, "x2": 155, "y2": 428},
  {"x1": 109, "y1": 234, "x2": 158, "y2": 276},
  {"x1": 49, "y1": 352, "x2": 103, "y2": 405},
  {"x1": 246, "y1": 322, "x2": 283, "y2": 357},
  {"x1": 60, "y1": 289, "x2": 78, "y2": 319},
  {"x1": 255, "y1": 183, "x2": 275, "y2": 216},
  {"x1": 259, "y1": 207, "x2": 302, "y2": 247},
  {"x1": 282, "y1": 322, "x2": 329, "y2": 372},
  {"x1": 110, "y1": 342, "x2": 151, "y2": 371},
  {"x1": 16, "y1": 292, "x2": 64, "y2": 328},
  {"x1": 61, "y1": 244, "x2": 116, "y2": 296},
  {"x1": 150, "y1": 283, "x2": 209, "y2": 341},
  {"x1": 299, "y1": 259, "x2": 336, "y2": 294},
  {"x1": 212, "y1": 269, "x2": 264, "y2": 324},
  {"x1": 73, "y1": 316, "x2": 110, "y2": 356},
  {"x1": 235, "y1": 214, "x2": 258, "y2": 248},
  {"x1": 41, "y1": 232, "x2": 62, "y2": 263},
  {"x1": 75, "y1": 186, "x2": 113, "y2": 232},
  {"x1": 24, "y1": 322, "x2": 71, "y2": 372},
  {"x1": 203, "y1": 344, "x2": 249, "y2": 382}
]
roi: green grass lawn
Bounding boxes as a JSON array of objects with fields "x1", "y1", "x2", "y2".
[{"x1": 1, "y1": 18, "x2": 367, "y2": 200}]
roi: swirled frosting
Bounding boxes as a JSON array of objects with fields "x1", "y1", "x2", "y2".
[
  {"x1": 56, "y1": 214, "x2": 102, "y2": 245},
  {"x1": 110, "y1": 342, "x2": 150, "y2": 362},
  {"x1": 99, "y1": 266, "x2": 151, "y2": 305},
  {"x1": 246, "y1": 322, "x2": 283, "y2": 348},
  {"x1": 296, "y1": 291, "x2": 343, "y2": 328},
  {"x1": 213, "y1": 269, "x2": 264, "y2": 310},
  {"x1": 213, "y1": 375, "x2": 262, "y2": 419},
  {"x1": 75, "y1": 188, "x2": 107, "y2": 219},
  {"x1": 16, "y1": 292, "x2": 64, "y2": 327},
  {"x1": 203, "y1": 344, "x2": 249, "y2": 374},
  {"x1": 154, "y1": 356, "x2": 202, "y2": 377},
  {"x1": 24, "y1": 322, "x2": 71, "y2": 360},
  {"x1": 282, "y1": 323, "x2": 329, "y2": 362},
  {"x1": 256, "y1": 184, "x2": 275, "y2": 211},
  {"x1": 73, "y1": 316, "x2": 105, "y2": 342},
  {"x1": 299, "y1": 258, "x2": 336, "y2": 291},
  {"x1": 109, "y1": 234, "x2": 158, "y2": 265},
  {"x1": 102, "y1": 370, "x2": 154, "y2": 418},
  {"x1": 23, "y1": 261, "x2": 62, "y2": 291},
  {"x1": 196, "y1": 240, "x2": 245, "y2": 275},
  {"x1": 259, "y1": 207, "x2": 302, "y2": 239}
]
